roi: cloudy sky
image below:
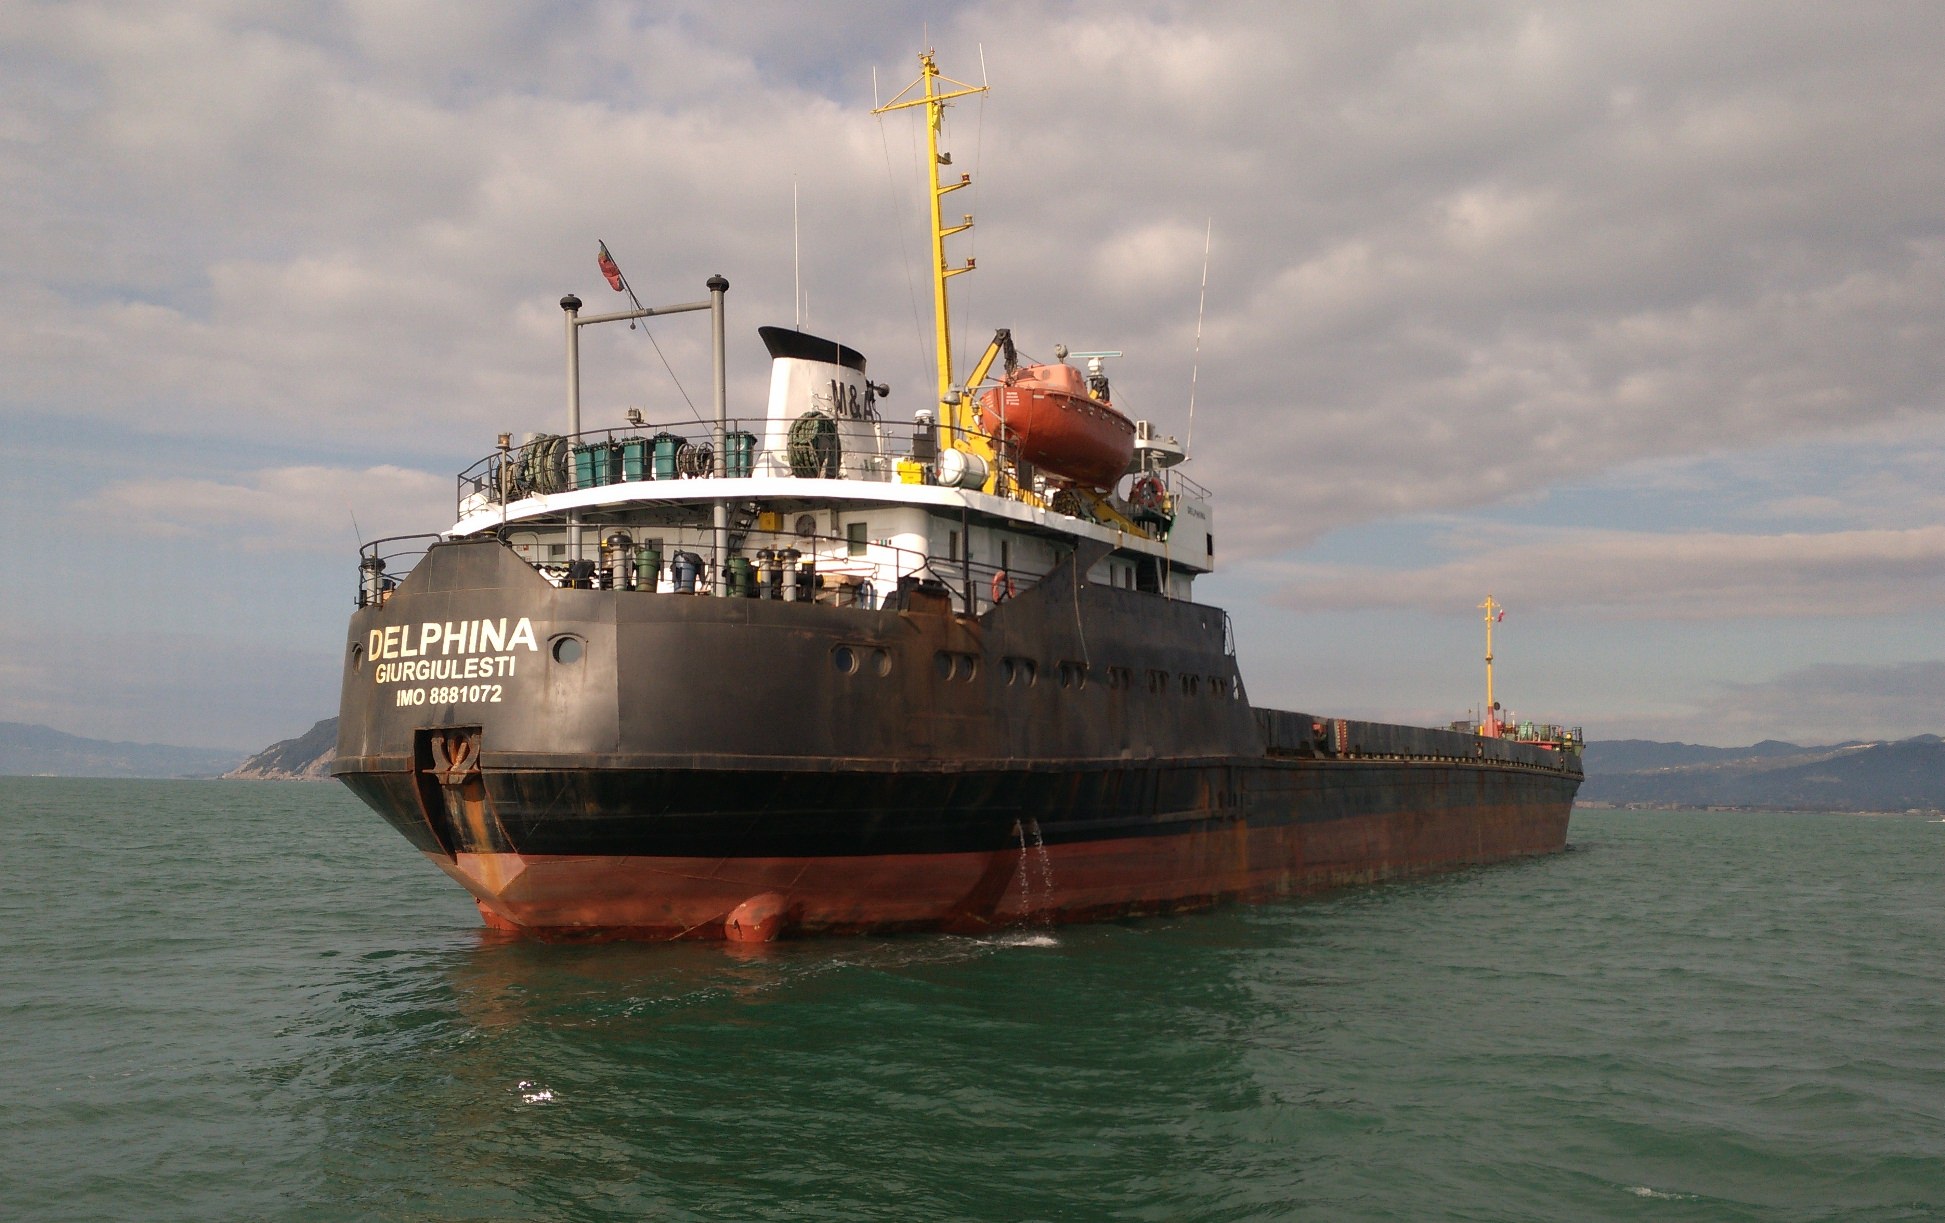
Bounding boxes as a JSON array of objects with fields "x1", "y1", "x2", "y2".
[{"x1": 4, "y1": 1, "x2": 1944, "y2": 749}]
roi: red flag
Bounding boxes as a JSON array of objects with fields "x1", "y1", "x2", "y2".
[
  {"x1": 597, "y1": 241, "x2": 624, "y2": 292},
  {"x1": 1496, "y1": 610, "x2": 1505, "y2": 621}
]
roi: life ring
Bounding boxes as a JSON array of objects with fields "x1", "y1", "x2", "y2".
[
  {"x1": 1130, "y1": 473, "x2": 1166, "y2": 514},
  {"x1": 991, "y1": 570, "x2": 1017, "y2": 602}
]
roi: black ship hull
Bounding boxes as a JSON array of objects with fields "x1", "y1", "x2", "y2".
[{"x1": 334, "y1": 540, "x2": 1581, "y2": 939}]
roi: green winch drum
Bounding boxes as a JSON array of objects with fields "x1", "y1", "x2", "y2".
[{"x1": 727, "y1": 556, "x2": 756, "y2": 598}]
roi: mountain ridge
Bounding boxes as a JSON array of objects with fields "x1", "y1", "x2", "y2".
[
  {"x1": 223, "y1": 718, "x2": 338, "y2": 780},
  {"x1": 1576, "y1": 734, "x2": 1945, "y2": 811},
  {"x1": 0, "y1": 721, "x2": 246, "y2": 779}
]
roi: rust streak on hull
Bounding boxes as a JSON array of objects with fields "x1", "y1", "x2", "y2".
[{"x1": 423, "y1": 798, "x2": 1570, "y2": 940}]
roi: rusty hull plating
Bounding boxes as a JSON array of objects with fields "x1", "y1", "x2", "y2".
[{"x1": 334, "y1": 539, "x2": 1580, "y2": 940}]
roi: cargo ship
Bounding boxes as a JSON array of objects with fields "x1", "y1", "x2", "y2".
[{"x1": 332, "y1": 53, "x2": 1582, "y2": 941}]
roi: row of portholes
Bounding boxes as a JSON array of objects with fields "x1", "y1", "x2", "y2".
[
  {"x1": 1097, "y1": 665, "x2": 1240, "y2": 699},
  {"x1": 935, "y1": 651, "x2": 979, "y2": 682},
  {"x1": 1049, "y1": 662, "x2": 1243, "y2": 699},
  {"x1": 832, "y1": 645, "x2": 892, "y2": 676}
]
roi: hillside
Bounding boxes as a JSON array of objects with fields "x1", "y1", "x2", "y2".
[
  {"x1": 1580, "y1": 738, "x2": 1814, "y2": 774},
  {"x1": 224, "y1": 718, "x2": 339, "y2": 780},
  {"x1": 1578, "y1": 735, "x2": 1945, "y2": 812},
  {"x1": 0, "y1": 722, "x2": 246, "y2": 779},
  {"x1": 207, "y1": 718, "x2": 1945, "y2": 810}
]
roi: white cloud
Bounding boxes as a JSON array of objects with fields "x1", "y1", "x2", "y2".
[
  {"x1": 86, "y1": 464, "x2": 450, "y2": 550},
  {"x1": 1273, "y1": 524, "x2": 1945, "y2": 620},
  {"x1": 7, "y1": 2, "x2": 1945, "y2": 745},
  {"x1": 1598, "y1": 660, "x2": 1945, "y2": 745},
  {"x1": 0, "y1": 618, "x2": 336, "y2": 749}
]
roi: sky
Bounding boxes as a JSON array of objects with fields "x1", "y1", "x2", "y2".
[{"x1": 4, "y1": 1, "x2": 1944, "y2": 750}]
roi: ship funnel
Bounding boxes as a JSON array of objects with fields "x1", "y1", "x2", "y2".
[{"x1": 755, "y1": 326, "x2": 889, "y2": 480}]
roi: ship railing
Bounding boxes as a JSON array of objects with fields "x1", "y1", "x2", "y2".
[
  {"x1": 1447, "y1": 719, "x2": 1585, "y2": 747},
  {"x1": 518, "y1": 527, "x2": 1056, "y2": 615},
  {"x1": 356, "y1": 527, "x2": 1058, "y2": 615},
  {"x1": 455, "y1": 416, "x2": 926, "y2": 515},
  {"x1": 1165, "y1": 468, "x2": 1210, "y2": 502},
  {"x1": 353, "y1": 533, "x2": 445, "y2": 608},
  {"x1": 453, "y1": 417, "x2": 1216, "y2": 525}
]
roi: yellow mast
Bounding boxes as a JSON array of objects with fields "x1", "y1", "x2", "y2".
[
  {"x1": 1479, "y1": 595, "x2": 1500, "y2": 731},
  {"x1": 873, "y1": 51, "x2": 987, "y2": 467}
]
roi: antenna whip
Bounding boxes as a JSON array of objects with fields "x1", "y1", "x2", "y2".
[{"x1": 1188, "y1": 218, "x2": 1210, "y2": 455}]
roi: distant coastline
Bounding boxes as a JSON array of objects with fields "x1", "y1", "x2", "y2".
[
  {"x1": 0, "y1": 721, "x2": 246, "y2": 779},
  {"x1": 12, "y1": 716, "x2": 1945, "y2": 810},
  {"x1": 1577, "y1": 735, "x2": 1945, "y2": 814}
]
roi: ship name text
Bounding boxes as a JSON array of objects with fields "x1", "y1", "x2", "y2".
[{"x1": 367, "y1": 617, "x2": 539, "y2": 686}]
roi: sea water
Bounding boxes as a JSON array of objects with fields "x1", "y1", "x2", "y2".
[{"x1": 2, "y1": 777, "x2": 1940, "y2": 1221}]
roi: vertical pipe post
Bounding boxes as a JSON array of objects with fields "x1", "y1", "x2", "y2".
[
  {"x1": 708, "y1": 274, "x2": 730, "y2": 597},
  {"x1": 561, "y1": 294, "x2": 583, "y2": 562}
]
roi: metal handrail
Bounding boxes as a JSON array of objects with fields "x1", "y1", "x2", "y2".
[
  {"x1": 452, "y1": 416, "x2": 1215, "y2": 517},
  {"x1": 454, "y1": 416, "x2": 914, "y2": 509},
  {"x1": 353, "y1": 529, "x2": 1060, "y2": 615},
  {"x1": 354, "y1": 533, "x2": 445, "y2": 607}
]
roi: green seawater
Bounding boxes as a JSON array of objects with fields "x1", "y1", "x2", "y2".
[{"x1": 2, "y1": 778, "x2": 1942, "y2": 1221}]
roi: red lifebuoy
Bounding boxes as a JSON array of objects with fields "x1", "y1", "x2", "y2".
[
  {"x1": 991, "y1": 570, "x2": 1017, "y2": 602},
  {"x1": 1131, "y1": 473, "x2": 1165, "y2": 514}
]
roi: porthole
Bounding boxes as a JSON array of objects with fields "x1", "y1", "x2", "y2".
[
  {"x1": 935, "y1": 651, "x2": 956, "y2": 681},
  {"x1": 832, "y1": 645, "x2": 858, "y2": 675},
  {"x1": 551, "y1": 636, "x2": 585, "y2": 664},
  {"x1": 872, "y1": 648, "x2": 891, "y2": 677},
  {"x1": 350, "y1": 643, "x2": 364, "y2": 672}
]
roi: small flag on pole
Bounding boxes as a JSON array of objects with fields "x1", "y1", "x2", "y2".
[
  {"x1": 1496, "y1": 610, "x2": 1505, "y2": 622},
  {"x1": 597, "y1": 241, "x2": 625, "y2": 292}
]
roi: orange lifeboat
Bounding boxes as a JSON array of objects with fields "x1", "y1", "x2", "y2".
[{"x1": 978, "y1": 362, "x2": 1137, "y2": 490}]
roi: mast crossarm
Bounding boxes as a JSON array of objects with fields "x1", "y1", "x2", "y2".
[{"x1": 873, "y1": 77, "x2": 987, "y2": 114}]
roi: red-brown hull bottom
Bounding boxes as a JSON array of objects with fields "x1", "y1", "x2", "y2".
[{"x1": 433, "y1": 801, "x2": 1570, "y2": 940}]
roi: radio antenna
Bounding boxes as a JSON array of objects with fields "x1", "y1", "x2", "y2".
[
  {"x1": 793, "y1": 177, "x2": 802, "y2": 329},
  {"x1": 1187, "y1": 217, "x2": 1210, "y2": 455}
]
